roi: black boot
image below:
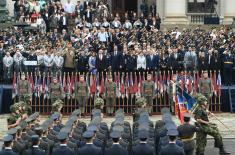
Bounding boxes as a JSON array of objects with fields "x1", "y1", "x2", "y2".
[{"x1": 219, "y1": 147, "x2": 230, "y2": 155}]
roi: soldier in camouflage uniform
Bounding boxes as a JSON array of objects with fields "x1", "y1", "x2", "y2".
[
  {"x1": 51, "y1": 99, "x2": 64, "y2": 113},
  {"x1": 75, "y1": 75, "x2": 89, "y2": 115},
  {"x1": 193, "y1": 93, "x2": 230, "y2": 155},
  {"x1": 17, "y1": 73, "x2": 32, "y2": 104},
  {"x1": 167, "y1": 74, "x2": 178, "y2": 113},
  {"x1": 199, "y1": 71, "x2": 212, "y2": 105},
  {"x1": 142, "y1": 74, "x2": 155, "y2": 114},
  {"x1": 105, "y1": 76, "x2": 116, "y2": 116},
  {"x1": 49, "y1": 77, "x2": 64, "y2": 104},
  {"x1": 7, "y1": 105, "x2": 21, "y2": 129},
  {"x1": 133, "y1": 97, "x2": 148, "y2": 122}
]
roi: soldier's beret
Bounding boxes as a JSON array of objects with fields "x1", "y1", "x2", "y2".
[
  {"x1": 3, "y1": 134, "x2": 13, "y2": 142},
  {"x1": 83, "y1": 131, "x2": 94, "y2": 139},
  {"x1": 7, "y1": 128, "x2": 18, "y2": 135},
  {"x1": 138, "y1": 130, "x2": 148, "y2": 139},
  {"x1": 110, "y1": 131, "x2": 121, "y2": 139},
  {"x1": 57, "y1": 132, "x2": 68, "y2": 140}
]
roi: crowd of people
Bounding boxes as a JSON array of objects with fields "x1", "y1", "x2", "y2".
[
  {"x1": 0, "y1": 0, "x2": 235, "y2": 86},
  {"x1": 2, "y1": 95, "x2": 230, "y2": 155}
]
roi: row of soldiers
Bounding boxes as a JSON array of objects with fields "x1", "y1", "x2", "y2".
[
  {"x1": 2, "y1": 94, "x2": 230, "y2": 155},
  {"x1": 16, "y1": 72, "x2": 156, "y2": 116}
]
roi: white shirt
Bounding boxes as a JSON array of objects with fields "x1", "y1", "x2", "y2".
[
  {"x1": 54, "y1": 55, "x2": 64, "y2": 67},
  {"x1": 137, "y1": 55, "x2": 146, "y2": 69},
  {"x1": 3, "y1": 56, "x2": 13, "y2": 67},
  {"x1": 44, "y1": 54, "x2": 54, "y2": 67},
  {"x1": 98, "y1": 32, "x2": 108, "y2": 42},
  {"x1": 64, "y1": 2, "x2": 75, "y2": 14}
]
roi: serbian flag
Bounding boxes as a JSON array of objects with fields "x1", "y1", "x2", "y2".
[
  {"x1": 29, "y1": 73, "x2": 34, "y2": 94},
  {"x1": 138, "y1": 73, "x2": 143, "y2": 95},
  {"x1": 212, "y1": 72, "x2": 218, "y2": 95},
  {"x1": 70, "y1": 74, "x2": 75, "y2": 98},
  {"x1": 12, "y1": 72, "x2": 17, "y2": 98},
  {"x1": 125, "y1": 74, "x2": 129, "y2": 98},
  {"x1": 133, "y1": 73, "x2": 138, "y2": 94},
  {"x1": 217, "y1": 72, "x2": 222, "y2": 96},
  {"x1": 100, "y1": 73, "x2": 105, "y2": 95},
  {"x1": 120, "y1": 74, "x2": 125, "y2": 97},
  {"x1": 63, "y1": 74, "x2": 67, "y2": 94},
  {"x1": 163, "y1": 71, "x2": 167, "y2": 91},
  {"x1": 187, "y1": 78, "x2": 193, "y2": 93},
  {"x1": 116, "y1": 73, "x2": 121, "y2": 97},
  {"x1": 90, "y1": 74, "x2": 96, "y2": 94},
  {"x1": 158, "y1": 73, "x2": 163, "y2": 94}
]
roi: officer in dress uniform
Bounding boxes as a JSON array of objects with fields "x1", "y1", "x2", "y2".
[
  {"x1": 52, "y1": 132, "x2": 75, "y2": 155},
  {"x1": 34, "y1": 127, "x2": 50, "y2": 155},
  {"x1": 101, "y1": 18, "x2": 110, "y2": 29},
  {"x1": 75, "y1": 75, "x2": 89, "y2": 116},
  {"x1": 142, "y1": 74, "x2": 155, "y2": 114},
  {"x1": 222, "y1": 50, "x2": 234, "y2": 86},
  {"x1": 159, "y1": 128, "x2": 185, "y2": 155},
  {"x1": 105, "y1": 75, "x2": 116, "y2": 116},
  {"x1": 177, "y1": 113, "x2": 198, "y2": 155},
  {"x1": 78, "y1": 131, "x2": 103, "y2": 155},
  {"x1": 104, "y1": 131, "x2": 128, "y2": 155},
  {"x1": 132, "y1": 130, "x2": 155, "y2": 155},
  {"x1": 193, "y1": 94, "x2": 230, "y2": 155},
  {"x1": 111, "y1": 17, "x2": 122, "y2": 29},
  {"x1": 17, "y1": 72, "x2": 31, "y2": 104},
  {"x1": 0, "y1": 135, "x2": 17, "y2": 155},
  {"x1": 24, "y1": 135, "x2": 45, "y2": 155},
  {"x1": 199, "y1": 71, "x2": 212, "y2": 106},
  {"x1": 49, "y1": 77, "x2": 64, "y2": 104},
  {"x1": 123, "y1": 19, "x2": 133, "y2": 30}
]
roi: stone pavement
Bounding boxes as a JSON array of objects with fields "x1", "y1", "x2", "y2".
[{"x1": 0, "y1": 113, "x2": 235, "y2": 138}]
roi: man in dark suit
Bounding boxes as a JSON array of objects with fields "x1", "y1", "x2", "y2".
[
  {"x1": 132, "y1": 130, "x2": 155, "y2": 155},
  {"x1": 0, "y1": 135, "x2": 17, "y2": 155},
  {"x1": 105, "y1": 131, "x2": 128, "y2": 155},
  {"x1": 24, "y1": 135, "x2": 45, "y2": 155},
  {"x1": 76, "y1": 50, "x2": 89, "y2": 74},
  {"x1": 111, "y1": 46, "x2": 122, "y2": 72},
  {"x1": 96, "y1": 49, "x2": 107, "y2": 73},
  {"x1": 78, "y1": 131, "x2": 103, "y2": 155},
  {"x1": 84, "y1": 6, "x2": 93, "y2": 23},
  {"x1": 160, "y1": 129, "x2": 185, "y2": 155},
  {"x1": 59, "y1": 12, "x2": 68, "y2": 33},
  {"x1": 83, "y1": 0, "x2": 92, "y2": 10},
  {"x1": 146, "y1": 50, "x2": 159, "y2": 72},
  {"x1": 52, "y1": 132, "x2": 75, "y2": 155}
]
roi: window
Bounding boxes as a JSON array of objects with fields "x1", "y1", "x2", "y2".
[{"x1": 187, "y1": 0, "x2": 218, "y2": 13}]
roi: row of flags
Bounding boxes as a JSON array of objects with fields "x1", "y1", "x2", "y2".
[{"x1": 12, "y1": 71, "x2": 222, "y2": 100}]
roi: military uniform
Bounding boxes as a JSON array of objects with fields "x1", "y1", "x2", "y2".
[
  {"x1": 142, "y1": 80, "x2": 154, "y2": 114},
  {"x1": 17, "y1": 79, "x2": 31, "y2": 103},
  {"x1": 75, "y1": 81, "x2": 89, "y2": 114},
  {"x1": 193, "y1": 94, "x2": 229, "y2": 155},
  {"x1": 199, "y1": 77, "x2": 212, "y2": 105},
  {"x1": 49, "y1": 82, "x2": 63, "y2": 104},
  {"x1": 178, "y1": 114, "x2": 198, "y2": 155},
  {"x1": 0, "y1": 135, "x2": 17, "y2": 155},
  {"x1": 105, "y1": 81, "x2": 116, "y2": 115}
]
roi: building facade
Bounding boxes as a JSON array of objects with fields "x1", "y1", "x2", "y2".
[{"x1": 6, "y1": 0, "x2": 235, "y2": 25}]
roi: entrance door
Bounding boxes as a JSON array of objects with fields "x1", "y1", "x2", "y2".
[{"x1": 111, "y1": 0, "x2": 138, "y2": 16}]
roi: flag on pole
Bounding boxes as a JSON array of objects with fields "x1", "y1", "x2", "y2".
[
  {"x1": 29, "y1": 73, "x2": 34, "y2": 94},
  {"x1": 12, "y1": 72, "x2": 17, "y2": 99},
  {"x1": 100, "y1": 73, "x2": 105, "y2": 95},
  {"x1": 217, "y1": 72, "x2": 222, "y2": 96},
  {"x1": 67, "y1": 74, "x2": 71, "y2": 99},
  {"x1": 63, "y1": 74, "x2": 67, "y2": 95},
  {"x1": 120, "y1": 73, "x2": 125, "y2": 97},
  {"x1": 90, "y1": 74, "x2": 96, "y2": 94},
  {"x1": 125, "y1": 74, "x2": 129, "y2": 98},
  {"x1": 134, "y1": 73, "x2": 138, "y2": 94}
]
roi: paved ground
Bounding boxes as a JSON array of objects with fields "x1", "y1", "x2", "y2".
[{"x1": 0, "y1": 113, "x2": 235, "y2": 154}]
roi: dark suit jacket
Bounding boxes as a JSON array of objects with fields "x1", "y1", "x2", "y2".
[
  {"x1": 160, "y1": 143, "x2": 185, "y2": 155},
  {"x1": 104, "y1": 144, "x2": 128, "y2": 155},
  {"x1": 111, "y1": 52, "x2": 122, "y2": 71},
  {"x1": 0, "y1": 149, "x2": 17, "y2": 155},
  {"x1": 84, "y1": 10, "x2": 93, "y2": 22},
  {"x1": 52, "y1": 146, "x2": 75, "y2": 155},
  {"x1": 132, "y1": 143, "x2": 155, "y2": 155},
  {"x1": 24, "y1": 147, "x2": 45, "y2": 155},
  {"x1": 96, "y1": 55, "x2": 106, "y2": 71},
  {"x1": 146, "y1": 55, "x2": 159, "y2": 70},
  {"x1": 59, "y1": 16, "x2": 68, "y2": 26},
  {"x1": 78, "y1": 144, "x2": 102, "y2": 155}
]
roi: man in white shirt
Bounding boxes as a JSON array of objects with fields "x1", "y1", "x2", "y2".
[
  {"x1": 64, "y1": 0, "x2": 75, "y2": 14},
  {"x1": 44, "y1": 51, "x2": 54, "y2": 73},
  {"x1": 98, "y1": 28, "x2": 109, "y2": 43},
  {"x1": 3, "y1": 52, "x2": 14, "y2": 83},
  {"x1": 137, "y1": 52, "x2": 146, "y2": 70}
]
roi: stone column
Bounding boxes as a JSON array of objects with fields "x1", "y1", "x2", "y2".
[
  {"x1": 0, "y1": 0, "x2": 9, "y2": 22},
  {"x1": 222, "y1": 0, "x2": 235, "y2": 25},
  {"x1": 163, "y1": 0, "x2": 189, "y2": 24}
]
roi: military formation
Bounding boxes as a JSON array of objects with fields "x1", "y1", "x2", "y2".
[{"x1": 2, "y1": 94, "x2": 231, "y2": 155}]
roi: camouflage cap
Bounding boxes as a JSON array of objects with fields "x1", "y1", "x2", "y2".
[
  {"x1": 94, "y1": 98, "x2": 104, "y2": 107},
  {"x1": 136, "y1": 97, "x2": 147, "y2": 106},
  {"x1": 195, "y1": 93, "x2": 207, "y2": 105},
  {"x1": 10, "y1": 105, "x2": 16, "y2": 113}
]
